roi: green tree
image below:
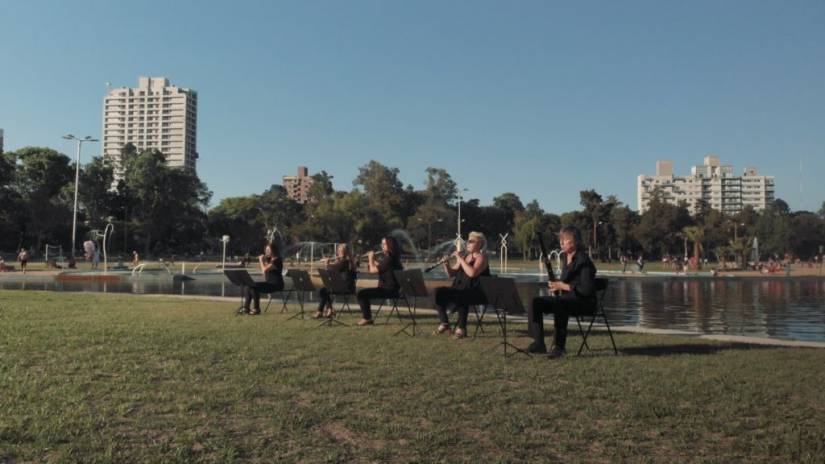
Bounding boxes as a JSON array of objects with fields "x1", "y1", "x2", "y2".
[
  {"x1": 121, "y1": 149, "x2": 211, "y2": 255},
  {"x1": 633, "y1": 188, "x2": 693, "y2": 258},
  {"x1": 9, "y1": 147, "x2": 74, "y2": 251},
  {"x1": 681, "y1": 225, "x2": 706, "y2": 268},
  {"x1": 78, "y1": 156, "x2": 116, "y2": 228}
]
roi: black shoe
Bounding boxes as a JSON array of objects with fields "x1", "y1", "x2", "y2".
[
  {"x1": 526, "y1": 340, "x2": 547, "y2": 354},
  {"x1": 549, "y1": 347, "x2": 566, "y2": 359}
]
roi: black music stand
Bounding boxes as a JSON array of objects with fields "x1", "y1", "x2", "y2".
[
  {"x1": 479, "y1": 276, "x2": 529, "y2": 358},
  {"x1": 392, "y1": 269, "x2": 428, "y2": 336},
  {"x1": 316, "y1": 269, "x2": 350, "y2": 327},
  {"x1": 223, "y1": 269, "x2": 257, "y2": 316},
  {"x1": 283, "y1": 269, "x2": 315, "y2": 320}
]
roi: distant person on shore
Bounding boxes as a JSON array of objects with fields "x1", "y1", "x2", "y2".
[
  {"x1": 92, "y1": 249, "x2": 101, "y2": 269},
  {"x1": 621, "y1": 254, "x2": 628, "y2": 273},
  {"x1": 132, "y1": 250, "x2": 140, "y2": 268},
  {"x1": 636, "y1": 253, "x2": 644, "y2": 273},
  {"x1": 18, "y1": 248, "x2": 29, "y2": 274},
  {"x1": 0, "y1": 257, "x2": 8, "y2": 272}
]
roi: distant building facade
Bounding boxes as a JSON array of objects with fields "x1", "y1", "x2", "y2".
[
  {"x1": 0, "y1": 128, "x2": 4, "y2": 153},
  {"x1": 283, "y1": 166, "x2": 314, "y2": 204},
  {"x1": 637, "y1": 155, "x2": 775, "y2": 214},
  {"x1": 102, "y1": 77, "x2": 198, "y2": 173}
]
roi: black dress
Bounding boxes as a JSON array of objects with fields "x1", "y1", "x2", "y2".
[
  {"x1": 356, "y1": 254, "x2": 403, "y2": 320},
  {"x1": 434, "y1": 255, "x2": 491, "y2": 331},
  {"x1": 244, "y1": 256, "x2": 284, "y2": 312},
  {"x1": 317, "y1": 258, "x2": 357, "y2": 311}
]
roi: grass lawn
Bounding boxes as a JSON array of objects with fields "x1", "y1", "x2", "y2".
[{"x1": 1, "y1": 291, "x2": 823, "y2": 463}]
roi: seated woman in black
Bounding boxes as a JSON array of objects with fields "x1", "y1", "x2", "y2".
[
  {"x1": 433, "y1": 231, "x2": 491, "y2": 339},
  {"x1": 527, "y1": 226, "x2": 596, "y2": 358},
  {"x1": 356, "y1": 236, "x2": 403, "y2": 326},
  {"x1": 313, "y1": 243, "x2": 357, "y2": 319},
  {"x1": 243, "y1": 242, "x2": 284, "y2": 315}
]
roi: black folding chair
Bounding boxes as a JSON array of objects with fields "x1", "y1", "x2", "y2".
[
  {"x1": 316, "y1": 269, "x2": 354, "y2": 327},
  {"x1": 574, "y1": 278, "x2": 618, "y2": 355},
  {"x1": 389, "y1": 269, "x2": 428, "y2": 336},
  {"x1": 279, "y1": 269, "x2": 315, "y2": 320}
]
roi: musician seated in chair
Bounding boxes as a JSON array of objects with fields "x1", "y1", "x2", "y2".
[
  {"x1": 527, "y1": 226, "x2": 596, "y2": 358},
  {"x1": 243, "y1": 242, "x2": 284, "y2": 315},
  {"x1": 314, "y1": 243, "x2": 357, "y2": 319},
  {"x1": 433, "y1": 231, "x2": 490, "y2": 340},
  {"x1": 355, "y1": 236, "x2": 403, "y2": 326}
]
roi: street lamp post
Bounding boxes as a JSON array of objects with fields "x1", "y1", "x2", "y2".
[
  {"x1": 63, "y1": 134, "x2": 99, "y2": 258},
  {"x1": 456, "y1": 188, "x2": 468, "y2": 238}
]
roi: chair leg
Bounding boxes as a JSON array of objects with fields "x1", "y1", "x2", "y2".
[
  {"x1": 601, "y1": 312, "x2": 619, "y2": 355},
  {"x1": 280, "y1": 289, "x2": 293, "y2": 313}
]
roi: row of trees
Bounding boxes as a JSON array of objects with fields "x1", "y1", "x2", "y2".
[{"x1": 2, "y1": 145, "x2": 824, "y2": 262}]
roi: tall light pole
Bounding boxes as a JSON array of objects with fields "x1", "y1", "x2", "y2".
[
  {"x1": 63, "y1": 134, "x2": 99, "y2": 258},
  {"x1": 456, "y1": 188, "x2": 468, "y2": 238}
]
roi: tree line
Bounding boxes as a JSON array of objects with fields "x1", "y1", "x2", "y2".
[{"x1": 2, "y1": 145, "x2": 824, "y2": 262}]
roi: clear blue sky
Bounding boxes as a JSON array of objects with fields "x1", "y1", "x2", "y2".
[{"x1": 2, "y1": 0, "x2": 823, "y2": 213}]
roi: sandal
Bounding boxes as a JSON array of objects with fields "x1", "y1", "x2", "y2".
[
  {"x1": 433, "y1": 323, "x2": 451, "y2": 335},
  {"x1": 452, "y1": 328, "x2": 466, "y2": 340},
  {"x1": 356, "y1": 318, "x2": 374, "y2": 326},
  {"x1": 248, "y1": 309, "x2": 260, "y2": 316},
  {"x1": 312, "y1": 311, "x2": 323, "y2": 319}
]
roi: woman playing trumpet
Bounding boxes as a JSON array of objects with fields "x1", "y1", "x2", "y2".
[
  {"x1": 433, "y1": 231, "x2": 490, "y2": 339},
  {"x1": 313, "y1": 243, "x2": 358, "y2": 318},
  {"x1": 355, "y1": 236, "x2": 403, "y2": 326}
]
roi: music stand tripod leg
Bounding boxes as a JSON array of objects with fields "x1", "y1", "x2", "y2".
[
  {"x1": 494, "y1": 296, "x2": 530, "y2": 358},
  {"x1": 286, "y1": 291, "x2": 306, "y2": 320}
]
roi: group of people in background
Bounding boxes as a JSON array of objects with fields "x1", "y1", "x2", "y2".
[{"x1": 240, "y1": 225, "x2": 599, "y2": 358}]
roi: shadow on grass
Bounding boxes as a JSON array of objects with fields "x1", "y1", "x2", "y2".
[{"x1": 618, "y1": 342, "x2": 775, "y2": 357}]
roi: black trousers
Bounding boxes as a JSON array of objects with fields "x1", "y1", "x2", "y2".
[
  {"x1": 356, "y1": 287, "x2": 399, "y2": 320},
  {"x1": 529, "y1": 296, "x2": 593, "y2": 350},
  {"x1": 317, "y1": 287, "x2": 355, "y2": 311},
  {"x1": 244, "y1": 282, "x2": 284, "y2": 310},
  {"x1": 435, "y1": 287, "x2": 487, "y2": 331}
]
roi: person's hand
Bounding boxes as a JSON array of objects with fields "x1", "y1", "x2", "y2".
[
  {"x1": 548, "y1": 281, "x2": 567, "y2": 292},
  {"x1": 367, "y1": 251, "x2": 375, "y2": 260}
]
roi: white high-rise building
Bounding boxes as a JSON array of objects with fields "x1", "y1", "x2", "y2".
[
  {"x1": 637, "y1": 155, "x2": 775, "y2": 214},
  {"x1": 102, "y1": 77, "x2": 198, "y2": 173}
]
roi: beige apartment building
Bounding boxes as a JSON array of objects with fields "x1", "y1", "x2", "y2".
[
  {"x1": 637, "y1": 155, "x2": 775, "y2": 214},
  {"x1": 102, "y1": 77, "x2": 198, "y2": 173},
  {"x1": 283, "y1": 166, "x2": 314, "y2": 204}
]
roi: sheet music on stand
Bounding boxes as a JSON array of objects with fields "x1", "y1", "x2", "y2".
[
  {"x1": 316, "y1": 269, "x2": 349, "y2": 327},
  {"x1": 479, "y1": 276, "x2": 530, "y2": 358},
  {"x1": 392, "y1": 269, "x2": 428, "y2": 336},
  {"x1": 223, "y1": 269, "x2": 257, "y2": 315}
]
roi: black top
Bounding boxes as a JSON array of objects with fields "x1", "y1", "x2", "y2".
[
  {"x1": 376, "y1": 254, "x2": 403, "y2": 290},
  {"x1": 329, "y1": 258, "x2": 357, "y2": 292},
  {"x1": 264, "y1": 256, "x2": 284, "y2": 287},
  {"x1": 559, "y1": 251, "x2": 597, "y2": 304},
  {"x1": 453, "y1": 255, "x2": 491, "y2": 290}
]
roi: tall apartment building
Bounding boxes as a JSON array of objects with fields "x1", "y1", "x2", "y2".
[
  {"x1": 283, "y1": 166, "x2": 314, "y2": 204},
  {"x1": 102, "y1": 77, "x2": 198, "y2": 173},
  {"x1": 637, "y1": 155, "x2": 775, "y2": 214},
  {"x1": 0, "y1": 128, "x2": 4, "y2": 153}
]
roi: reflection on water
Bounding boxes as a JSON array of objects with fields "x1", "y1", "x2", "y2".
[{"x1": 2, "y1": 274, "x2": 824, "y2": 343}]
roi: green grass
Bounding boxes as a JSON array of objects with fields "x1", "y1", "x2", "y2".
[{"x1": 1, "y1": 291, "x2": 823, "y2": 463}]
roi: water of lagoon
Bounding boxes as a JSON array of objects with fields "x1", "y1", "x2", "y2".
[{"x1": 2, "y1": 271, "x2": 824, "y2": 343}]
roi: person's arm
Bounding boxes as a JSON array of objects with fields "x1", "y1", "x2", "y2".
[
  {"x1": 260, "y1": 255, "x2": 278, "y2": 274},
  {"x1": 570, "y1": 262, "x2": 596, "y2": 298},
  {"x1": 367, "y1": 252, "x2": 380, "y2": 274},
  {"x1": 457, "y1": 253, "x2": 487, "y2": 278}
]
